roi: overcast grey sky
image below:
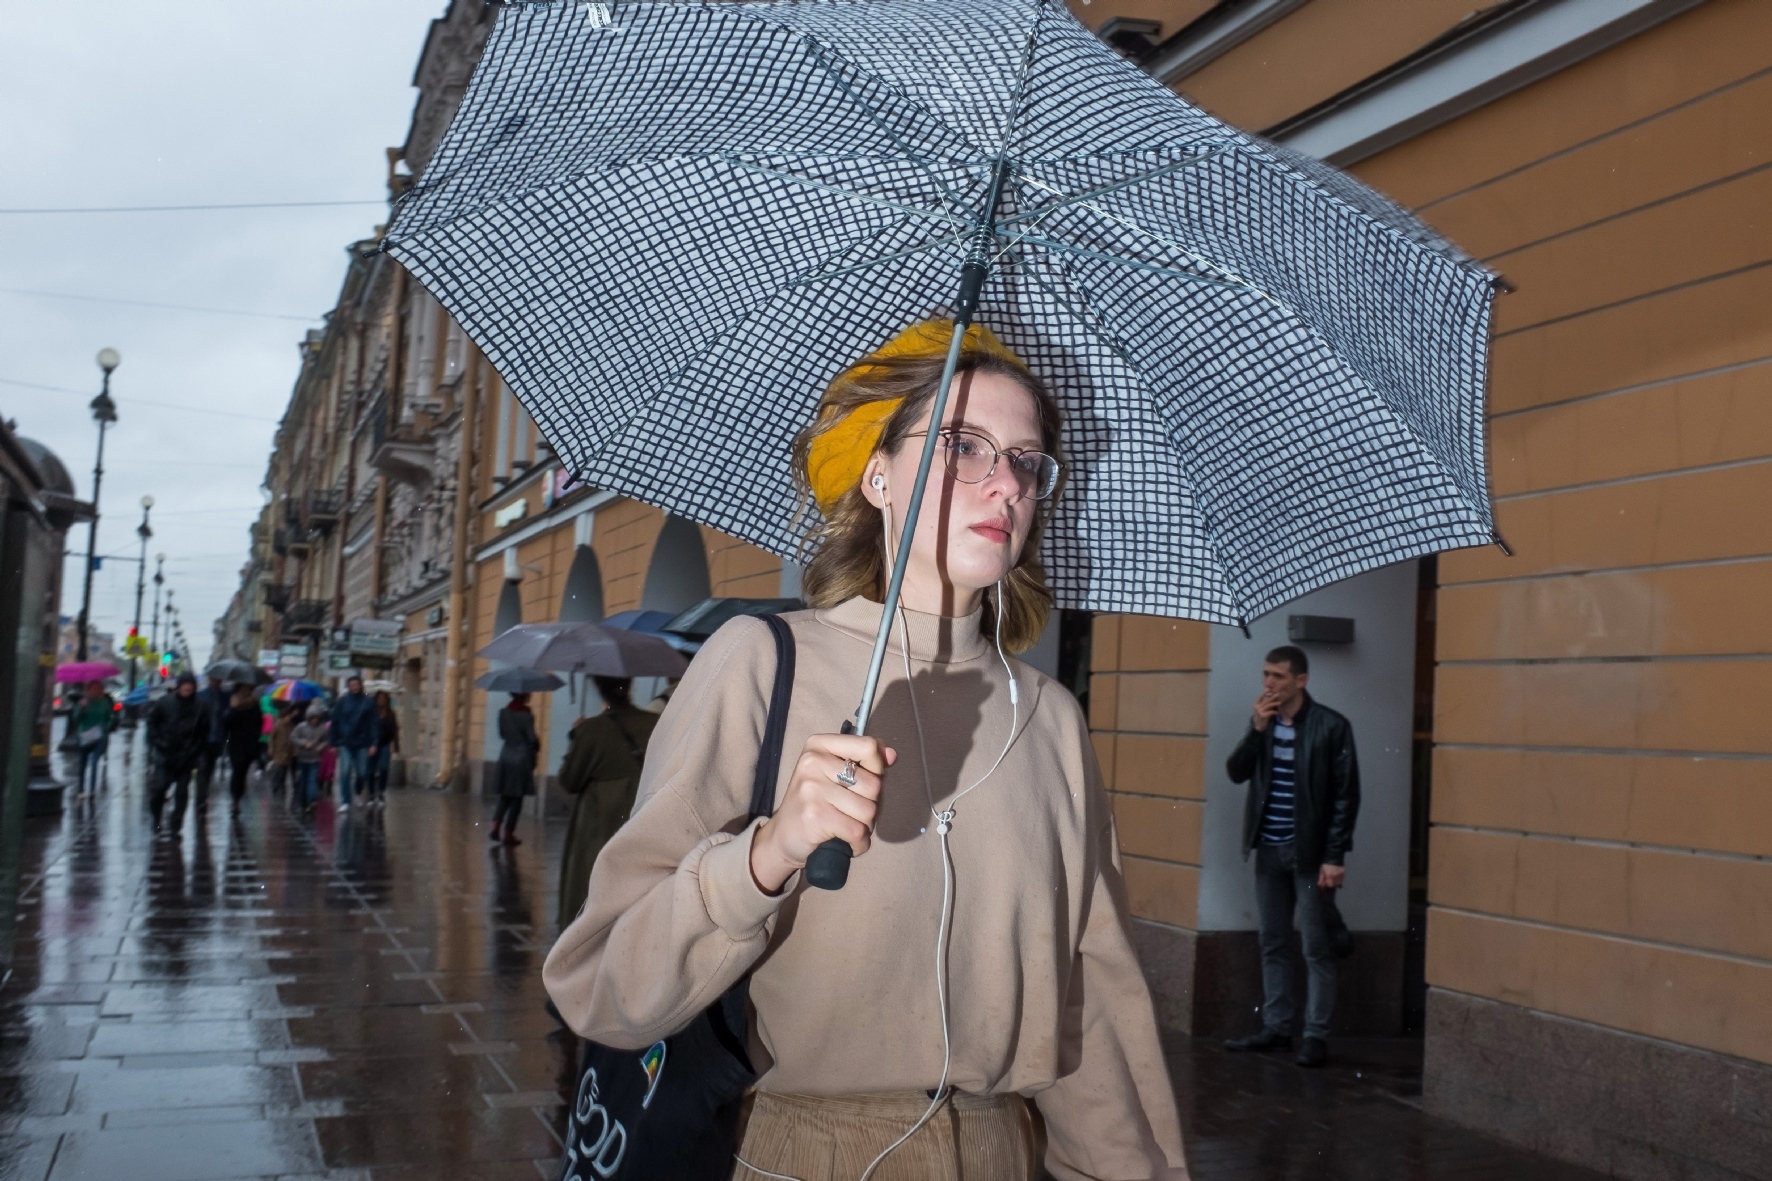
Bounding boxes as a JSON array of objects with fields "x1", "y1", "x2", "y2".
[{"x1": 1, "y1": 0, "x2": 444, "y2": 669}]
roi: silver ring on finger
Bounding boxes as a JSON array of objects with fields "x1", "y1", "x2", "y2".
[{"x1": 835, "y1": 760, "x2": 857, "y2": 787}]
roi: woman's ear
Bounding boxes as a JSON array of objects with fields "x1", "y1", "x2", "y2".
[{"x1": 860, "y1": 453, "x2": 890, "y2": 509}]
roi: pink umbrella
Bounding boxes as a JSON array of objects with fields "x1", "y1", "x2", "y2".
[{"x1": 55, "y1": 662, "x2": 121, "y2": 684}]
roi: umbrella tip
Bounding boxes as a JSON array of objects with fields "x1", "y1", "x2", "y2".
[{"x1": 1237, "y1": 619, "x2": 1251, "y2": 639}]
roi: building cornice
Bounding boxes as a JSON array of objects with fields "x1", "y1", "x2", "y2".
[
  {"x1": 1144, "y1": 0, "x2": 1312, "y2": 85},
  {"x1": 1265, "y1": 0, "x2": 1711, "y2": 164},
  {"x1": 473, "y1": 489, "x2": 616, "y2": 564}
]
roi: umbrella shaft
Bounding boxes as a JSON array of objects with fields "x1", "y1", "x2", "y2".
[{"x1": 852, "y1": 262, "x2": 987, "y2": 736}]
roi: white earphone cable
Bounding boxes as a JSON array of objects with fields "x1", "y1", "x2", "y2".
[{"x1": 734, "y1": 492, "x2": 1020, "y2": 1181}]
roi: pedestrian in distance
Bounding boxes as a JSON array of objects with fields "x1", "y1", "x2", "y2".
[
  {"x1": 555, "y1": 676, "x2": 658, "y2": 927},
  {"x1": 222, "y1": 685, "x2": 262, "y2": 810},
  {"x1": 146, "y1": 671, "x2": 207, "y2": 833},
  {"x1": 69, "y1": 678, "x2": 115, "y2": 797},
  {"x1": 267, "y1": 703, "x2": 296, "y2": 797},
  {"x1": 491, "y1": 691, "x2": 539, "y2": 845},
  {"x1": 543, "y1": 323, "x2": 1184, "y2": 1180},
  {"x1": 329, "y1": 675, "x2": 377, "y2": 814},
  {"x1": 366, "y1": 690, "x2": 399, "y2": 808},
  {"x1": 291, "y1": 705, "x2": 327, "y2": 813},
  {"x1": 1224, "y1": 645, "x2": 1360, "y2": 1069},
  {"x1": 193, "y1": 670, "x2": 229, "y2": 815}
]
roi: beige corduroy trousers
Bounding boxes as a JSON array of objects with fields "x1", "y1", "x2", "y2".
[{"x1": 731, "y1": 1089, "x2": 1038, "y2": 1181}]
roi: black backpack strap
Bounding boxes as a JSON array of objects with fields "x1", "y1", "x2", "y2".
[{"x1": 748, "y1": 614, "x2": 796, "y2": 823}]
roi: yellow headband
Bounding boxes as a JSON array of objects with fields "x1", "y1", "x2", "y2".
[{"x1": 805, "y1": 320, "x2": 1023, "y2": 513}]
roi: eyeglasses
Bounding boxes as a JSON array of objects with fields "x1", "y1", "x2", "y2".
[{"x1": 902, "y1": 429, "x2": 1061, "y2": 501}]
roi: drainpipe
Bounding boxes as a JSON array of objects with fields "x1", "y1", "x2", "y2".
[{"x1": 436, "y1": 348, "x2": 480, "y2": 789}]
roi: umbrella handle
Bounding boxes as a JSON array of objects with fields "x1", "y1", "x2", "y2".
[
  {"x1": 808, "y1": 158, "x2": 1011, "y2": 895},
  {"x1": 805, "y1": 717, "x2": 859, "y2": 888},
  {"x1": 805, "y1": 839, "x2": 852, "y2": 890}
]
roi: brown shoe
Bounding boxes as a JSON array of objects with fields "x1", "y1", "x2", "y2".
[
  {"x1": 488, "y1": 825, "x2": 501, "y2": 842},
  {"x1": 501, "y1": 832, "x2": 522, "y2": 846}
]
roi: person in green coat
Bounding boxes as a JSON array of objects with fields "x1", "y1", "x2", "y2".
[
  {"x1": 70, "y1": 679, "x2": 115, "y2": 797},
  {"x1": 555, "y1": 676, "x2": 658, "y2": 927}
]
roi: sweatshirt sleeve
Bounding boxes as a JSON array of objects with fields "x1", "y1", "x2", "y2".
[
  {"x1": 1035, "y1": 729, "x2": 1189, "y2": 1181},
  {"x1": 542, "y1": 615, "x2": 789, "y2": 1050}
]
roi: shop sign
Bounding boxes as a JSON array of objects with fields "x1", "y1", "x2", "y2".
[{"x1": 278, "y1": 643, "x2": 311, "y2": 679}]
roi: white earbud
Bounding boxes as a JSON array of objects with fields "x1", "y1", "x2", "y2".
[{"x1": 871, "y1": 473, "x2": 886, "y2": 490}]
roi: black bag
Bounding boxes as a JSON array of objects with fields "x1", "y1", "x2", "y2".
[{"x1": 561, "y1": 614, "x2": 795, "y2": 1181}]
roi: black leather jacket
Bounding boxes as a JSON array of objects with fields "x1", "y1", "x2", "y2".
[
  {"x1": 1226, "y1": 692, "x2": 1360, "y2": 870},
  {"x1": 147, "y1": 692, "x2": 208, "y2": 775}
]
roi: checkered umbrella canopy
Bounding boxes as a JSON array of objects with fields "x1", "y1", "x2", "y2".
[{"x1": 384, "y1": 0, "x2": 1499, "y2": 626}]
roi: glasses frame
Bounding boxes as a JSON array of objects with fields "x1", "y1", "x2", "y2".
[{"x1": 901, "y1": 428, "x2": 1062, "y2": 501}]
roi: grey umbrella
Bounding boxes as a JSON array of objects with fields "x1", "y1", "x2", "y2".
[
  {"x1": 473, "y1": 667, "x2": 567, "y2": 693},
  {"x1": 476, "y1": 622, "x2": 690, "y2": 678},
  {"x1": 204, "y1": 658, "x2": 269, "y2": 686}
]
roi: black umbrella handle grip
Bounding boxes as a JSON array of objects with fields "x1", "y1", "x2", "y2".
[
  {"x1": 805, "y1": 838, "x2": 852, "y2": 890},
  {"x1": 804, "y1": 715, "x2": 860, "y2": 890}
]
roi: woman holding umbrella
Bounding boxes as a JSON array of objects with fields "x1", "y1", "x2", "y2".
[
  {"x1": 544, "y1": 325, "x2": 1183, "y2": 1179},
  {"x1": 492, "y1": 692, "x2": 540, "y2": 845},
  {"x1": 69, "y1": 678, "x2": 115, "y2": 797},
  {"x1": 555, "y1": 676, "x2": 658, "y2": 926}
]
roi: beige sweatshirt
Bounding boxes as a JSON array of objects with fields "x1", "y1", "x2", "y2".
[{"x1": 543, "y1": 597, "x2": 1186, "y2": 1181}]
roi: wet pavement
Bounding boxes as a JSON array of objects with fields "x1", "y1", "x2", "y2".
[{"x1": 0, "y1": 729, "x2": 1604, "y2": 1180}]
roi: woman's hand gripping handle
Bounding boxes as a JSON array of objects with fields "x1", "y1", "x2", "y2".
[{"x1": 749, "y1": 732, "x2": 894, "y2": 896}]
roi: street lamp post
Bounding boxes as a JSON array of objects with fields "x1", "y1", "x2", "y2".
[
  {"x1": 149, "y1": 555, "x2": 165, "y2": 665},
  {"x1": 128, "y1": 496, "x2": 154, "y2": 690},
  {"x1": 75, "y1": 348, "x2": 120, "y2": 663}
]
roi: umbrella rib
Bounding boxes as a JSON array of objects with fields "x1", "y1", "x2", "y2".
[
  {"x1": 1016, "y1": 171, "x2": 1275, "y2": 297},
  {"x1": 1004, "y1": 249, "x2": 1253, "y2": 618},
  {"x1": 721, "y1": 157, "x2": 970, "y2": 225},
  {"x1": 791, "y1": 229, "x2": 975, "y2": 286},
  {"x1": 998, "y1": 248, "x2": 1139, "y2": 370},
  {"x1": 1015, "y1": 234, "x2": 1263, "y2": 295},
  {"x1": 787, "y1": 33, "x2": 978, "y2": 231},
  {"x1": 997, "y1": 148, "x2": 1234, "y2": 228}
]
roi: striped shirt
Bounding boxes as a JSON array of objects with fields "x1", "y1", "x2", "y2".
[{"x1": 1258, "y1": 717, "x2": 1298, "y2": 845}]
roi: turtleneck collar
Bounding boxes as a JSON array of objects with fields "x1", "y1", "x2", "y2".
[{"x1": 818, "y1": 595, "x2": 993, "y2": 664}]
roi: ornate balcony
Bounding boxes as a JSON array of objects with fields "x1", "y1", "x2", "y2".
[{"x1": 283, "y1": 600, "x2": 329, "y2": 634}]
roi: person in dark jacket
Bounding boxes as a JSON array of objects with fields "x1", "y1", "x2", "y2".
[
  {"x1": 555, "y1": 677, "x2": 658, "y2": 926},
  {"x1": 222, "y1": 686, "x2": 263, "y2": 809},
  {"x1": 490, "y1": 693, "x2": 539, "y2": 845},
  {"x1": 147, "y1": 672, "x2": 208, "y2": 833},
  {"x1": 193, "y1": 671, "x2": 230, "y2": 813},
  {"x1": 328, "y1": 675, "x2": 377, "y2": 814},
  {"x1": 366, "y1": 690, "x2": 399, "y2": 808},
  {"x1": 1223, "y1": 645, "x2": 1360, "y2": 1069}
]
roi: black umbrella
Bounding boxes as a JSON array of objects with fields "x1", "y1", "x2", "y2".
[{"x1": 474, "y1": 667, "x2": 566, "y2": 693}]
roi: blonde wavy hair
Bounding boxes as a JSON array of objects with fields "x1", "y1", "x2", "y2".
[{"x1": 790, "y1": 347, "x2": 1065, "y2": 653}]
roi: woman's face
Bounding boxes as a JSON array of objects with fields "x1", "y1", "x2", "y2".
[{"x1": 862, "y1": 369, "x2": 1043, "y2": 611}]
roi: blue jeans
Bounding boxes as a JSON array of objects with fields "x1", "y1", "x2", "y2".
[
  {"x1": 368, "y1": 746, "x2": 392, "y2": 798},
  {"x1": 77, "y1": 741, "x2": 107, "y2": 792},
  {"x1": 296, "y1": 762, "x2": 319, "y2": 808},
  {"x1": 1254, "y1": 841, "x2": 1337, "y2": 1040},
  {"x1": 336, "y1": 747, "x2": 369, "y2": 805}
]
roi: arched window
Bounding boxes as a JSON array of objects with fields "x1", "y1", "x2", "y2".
[
  {"x1": 640, "y1": 515, "x2": 710, "y2": 615},
  {"x1": 548, "y1": 547, "x2": 605, "y2": 774},
  {"x1": 559, "y1": 546, "x2": 603, "y2": 623}
]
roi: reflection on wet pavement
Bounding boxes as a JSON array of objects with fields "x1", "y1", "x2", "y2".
[
  {"x1": 0, "y1": 731, "x2": 571, "y2": 1180},
  {"x1": 0, "y1": 733, "x2": 1607, "y2": 1180}
]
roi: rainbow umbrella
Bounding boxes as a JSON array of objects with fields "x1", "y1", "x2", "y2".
[{"x1": 270, "y1": 679, "x2": 324, "y2": 703}]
